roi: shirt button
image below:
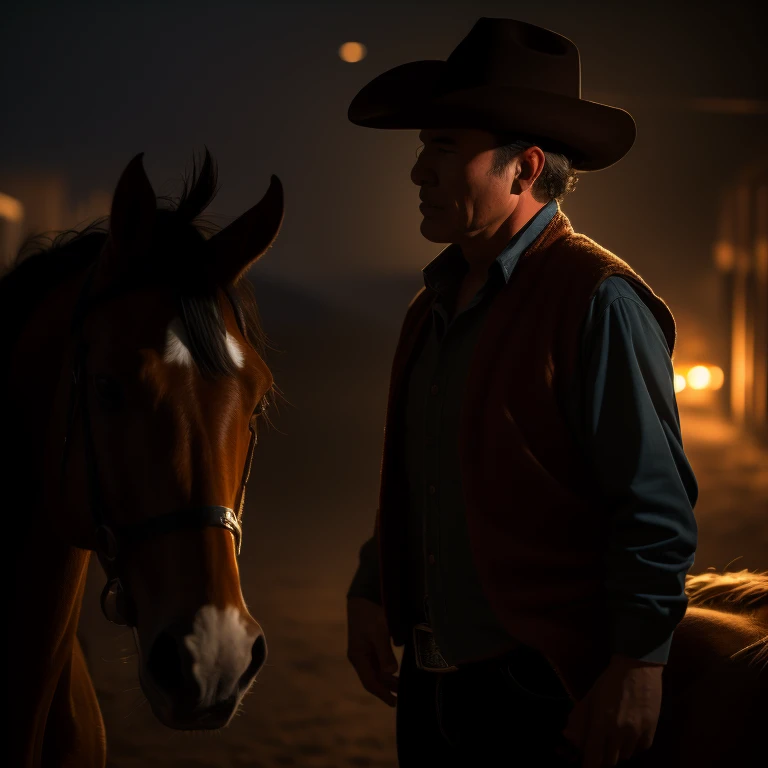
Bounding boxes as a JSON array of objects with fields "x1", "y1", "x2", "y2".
[
  {"x1": 428, "y1": 554, "x2": 436, "y2": 566},
  {"x1": 428, "y1": 484, "x2": 436, "y2": 495},
  {"x1": 430, "y1": 384, "x2": 439, "y2": 396}
]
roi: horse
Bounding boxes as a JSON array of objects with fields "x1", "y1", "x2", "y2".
[
  {"x1": 2, "y1": 150, "x2": 284, "y2": 768},
  {"x1": 640, "y1": 568, "x2": 768, "y2": 767}
]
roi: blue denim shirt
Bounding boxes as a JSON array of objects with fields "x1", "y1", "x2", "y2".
[{"x1": 349, "y1": 201, "x2": 698, "y2": 665}]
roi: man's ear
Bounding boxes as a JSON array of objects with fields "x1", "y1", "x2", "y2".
[
  {"x1": 204, "y1": 175, "x2": 284, "y2": 286},
  {"x1": 98, "y1": 153, "x2": 156, "y2": 286},
  {"x1": 512, "y1": 152, "x2": 543, "y2": 195},
  {"x1": 511, "y1": 158, "x2": 528, "y2": 195}
]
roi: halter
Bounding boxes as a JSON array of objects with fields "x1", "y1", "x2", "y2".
[{"x1": 61, "y1": 265, "x2": 260, "y2": 627}]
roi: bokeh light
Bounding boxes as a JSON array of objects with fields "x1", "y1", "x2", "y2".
[
  {"x1": 687, "y1": 365, "x2": 712, "y2": 390},
  {"x1": 0, "y1": 191, "x2": 24, "y2": 221},
  {"x1": 708, "y1": 365, "x2": 725, "y2": 390},
  {"x1": 338, "y1": 41, "x2": 367, "y2": 63},
  {"x1": 674, "y1": 374, "x2": 687, "y2": 393}
]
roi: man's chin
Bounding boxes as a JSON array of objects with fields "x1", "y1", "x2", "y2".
[{"x1": 419, "y1": 219, "x2": 453, "y2": 244}]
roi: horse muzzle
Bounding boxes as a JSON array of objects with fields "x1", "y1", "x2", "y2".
[{"x1": 139, "y1": 607, "x2": 267, "y2": 730}]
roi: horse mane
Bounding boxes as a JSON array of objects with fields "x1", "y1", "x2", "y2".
[
  {"x1": 686, "y1": 568, "x2": 768, "y2": 671},
  {"x1": 0, "y1": 149, "x2": 278, "y2": 418},
  {"x1": 685, "y1": 569, "x2": 768, "y2": 612}
]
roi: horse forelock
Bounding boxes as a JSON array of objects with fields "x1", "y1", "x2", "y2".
[{"x1": 164, "y1": 305, "x2": 247, "y2": 373}]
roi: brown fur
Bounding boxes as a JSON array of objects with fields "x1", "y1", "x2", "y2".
[{"x1": 637, "y1": 570, "x2": 768, "y2": 767}]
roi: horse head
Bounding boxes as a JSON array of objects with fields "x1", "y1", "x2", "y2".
[{"x1": 59, "y1": 151, "x2": 283, "y2": 730}]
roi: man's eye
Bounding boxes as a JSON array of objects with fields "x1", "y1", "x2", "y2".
[{"x1": 416, "y1": 143, "x2": 451, "y2": 157}]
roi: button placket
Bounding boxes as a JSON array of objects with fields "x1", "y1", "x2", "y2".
[
  {"x1": 424, "y1": 331, "x2": 450, "y2": 620},
  {"x1": 421, "y1": 288, "x2": 469, "y2": 644}
]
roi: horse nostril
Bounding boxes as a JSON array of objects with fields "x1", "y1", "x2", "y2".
[
  {"x1": 252, "y1": 633, "x2": 267, "y2": 673},
  {"x1": 148, "y1": 630, "x2": 188, "y2": 695},
  {"x1": 239, "y1": 633, "x2": 267, "y2": 689}
]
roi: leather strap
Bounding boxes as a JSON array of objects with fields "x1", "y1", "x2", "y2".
[{"x1": 108, "y1": 506, "x2": 243, "y2": 555}]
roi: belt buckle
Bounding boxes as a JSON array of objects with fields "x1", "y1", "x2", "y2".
[{"x1": 412, "y1": 623, "x2": 459, "y2": 673}]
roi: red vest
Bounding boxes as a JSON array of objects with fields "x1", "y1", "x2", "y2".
[{"x1": 377, "y1": 210, "x2": 676, "y2": 700}]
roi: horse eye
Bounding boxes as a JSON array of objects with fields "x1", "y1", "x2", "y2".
[
  {"x1": 93, "y1": 375, "x2": 123, "y2": 408},
  {"x1": 249, "y1": 400, "x2": 266, "y2": 426}
]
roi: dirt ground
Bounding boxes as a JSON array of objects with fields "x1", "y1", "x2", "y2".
[{"x1": 76, "y1": 279, "x2": 768, "y2": 767}]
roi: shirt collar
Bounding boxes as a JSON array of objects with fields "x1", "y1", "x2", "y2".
[{"x1": 422, "y1": 199, "x2": 559, "y2": 294}]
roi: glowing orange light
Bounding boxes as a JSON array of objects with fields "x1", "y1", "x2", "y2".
[
  {"x1": 707, "y1": 365, "x2": 725, "y2": 390},
  {"x1": 687, "y1": 365, "x2": 712, "y2": 390},
  {"x1": 674, "y1": 374, "x2": 687, "y2": 393},
  {"x1": 339, "y1": 42, "x2": 367, "y2": 63},
  {"x1": 0, "y1": 192, "x2": 23, "y2": 222}
]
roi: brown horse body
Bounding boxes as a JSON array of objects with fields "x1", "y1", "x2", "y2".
[
  {"x1": 642, "y1": 570, "x2": 768, "y2": 767},
  {"x1": 4, "y1": 152, "x2": 284, "y2": 767}
]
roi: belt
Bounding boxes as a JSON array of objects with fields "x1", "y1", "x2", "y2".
[{"x1": 412, "y1": 622, "x2": 459, "y2": 673}]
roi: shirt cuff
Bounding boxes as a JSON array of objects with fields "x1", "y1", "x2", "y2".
[{"x1": 610, "y1": 613, "x2": 675, "y2": 664}]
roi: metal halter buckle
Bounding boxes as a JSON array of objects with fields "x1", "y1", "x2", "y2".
[{"x1": 99, "y1": 577, "x2": 133, "y2": 627}]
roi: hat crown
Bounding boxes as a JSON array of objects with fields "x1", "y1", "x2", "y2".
[{"x1": 441, "y1": 18, "x2": 581, "y2": 99}]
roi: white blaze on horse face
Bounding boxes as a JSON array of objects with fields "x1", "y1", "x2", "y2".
[
  {"x1": 163, "y1": 318, "x2": 245, "y2": 369},
  {"x1": 183, "y1": 605, "x2": 254, "y2": 706},
  {"x1": 164, "y1": 318, "x2": 194, "y2": 368},
  {"x1": 224, "y1": 332, "x2": 245, "y2": 368}
]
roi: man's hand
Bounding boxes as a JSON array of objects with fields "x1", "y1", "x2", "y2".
[
  {"x1": 561, "y1": 654, "x2": 663, "y2": 768},
  {"x1": 346, "y1": 597, "x2": 399, "y2": 707}
]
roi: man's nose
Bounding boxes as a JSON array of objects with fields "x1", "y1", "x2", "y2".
[{"x1": 411, "y1": 156, "x2": 434, "y2": 187}]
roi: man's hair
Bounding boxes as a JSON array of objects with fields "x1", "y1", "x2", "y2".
[{"x1": 488, "y1": 134, "x2": 579, "y2": 203}]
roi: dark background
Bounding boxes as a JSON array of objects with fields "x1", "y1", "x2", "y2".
[
  {"x1": 3, "y1": 2, "x2": 767, "y2": 766},
  {"x1": 3, "y1": 0, "x2": 765, "y2": 286}
]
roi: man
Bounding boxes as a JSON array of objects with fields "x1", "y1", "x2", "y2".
[{"x1": 345, "y1": 18, "x2": 698, "y2": 768}]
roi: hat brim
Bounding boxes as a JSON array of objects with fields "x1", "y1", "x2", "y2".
[{"x1": 348, "y1": 61, "x2": 636, "y2": 171}]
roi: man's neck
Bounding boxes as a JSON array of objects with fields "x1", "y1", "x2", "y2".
[{"x1": 456, "y1": 198, "x2": 546, "y2": 276}]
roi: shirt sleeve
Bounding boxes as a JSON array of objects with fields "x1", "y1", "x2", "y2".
[
  {"x1": 579, "y1": 277, "x2": 699, "y2": 664},
  {"x1": 346, "y1": 531, "x2": 383, "y2": 605}
]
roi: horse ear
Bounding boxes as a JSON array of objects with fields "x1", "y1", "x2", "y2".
[
  {"x1": 206, "y1": 175, "x2": 284, "y2": 285},
  {"x1": 107, "y1": 153, "x2": 156, "y2": 261}
]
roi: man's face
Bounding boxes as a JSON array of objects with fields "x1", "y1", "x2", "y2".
[{"x1": 410, "y1": 128, "x2": 517, "y2": 243}]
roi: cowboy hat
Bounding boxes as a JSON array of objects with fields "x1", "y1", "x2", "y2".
[{"x1": 348, "y1": 18, "x2": 636, "y2": 171}]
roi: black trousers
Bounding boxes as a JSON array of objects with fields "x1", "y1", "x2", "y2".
[{"x1": 396, "y1": 639, "x2": 581, "y2": 767}]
